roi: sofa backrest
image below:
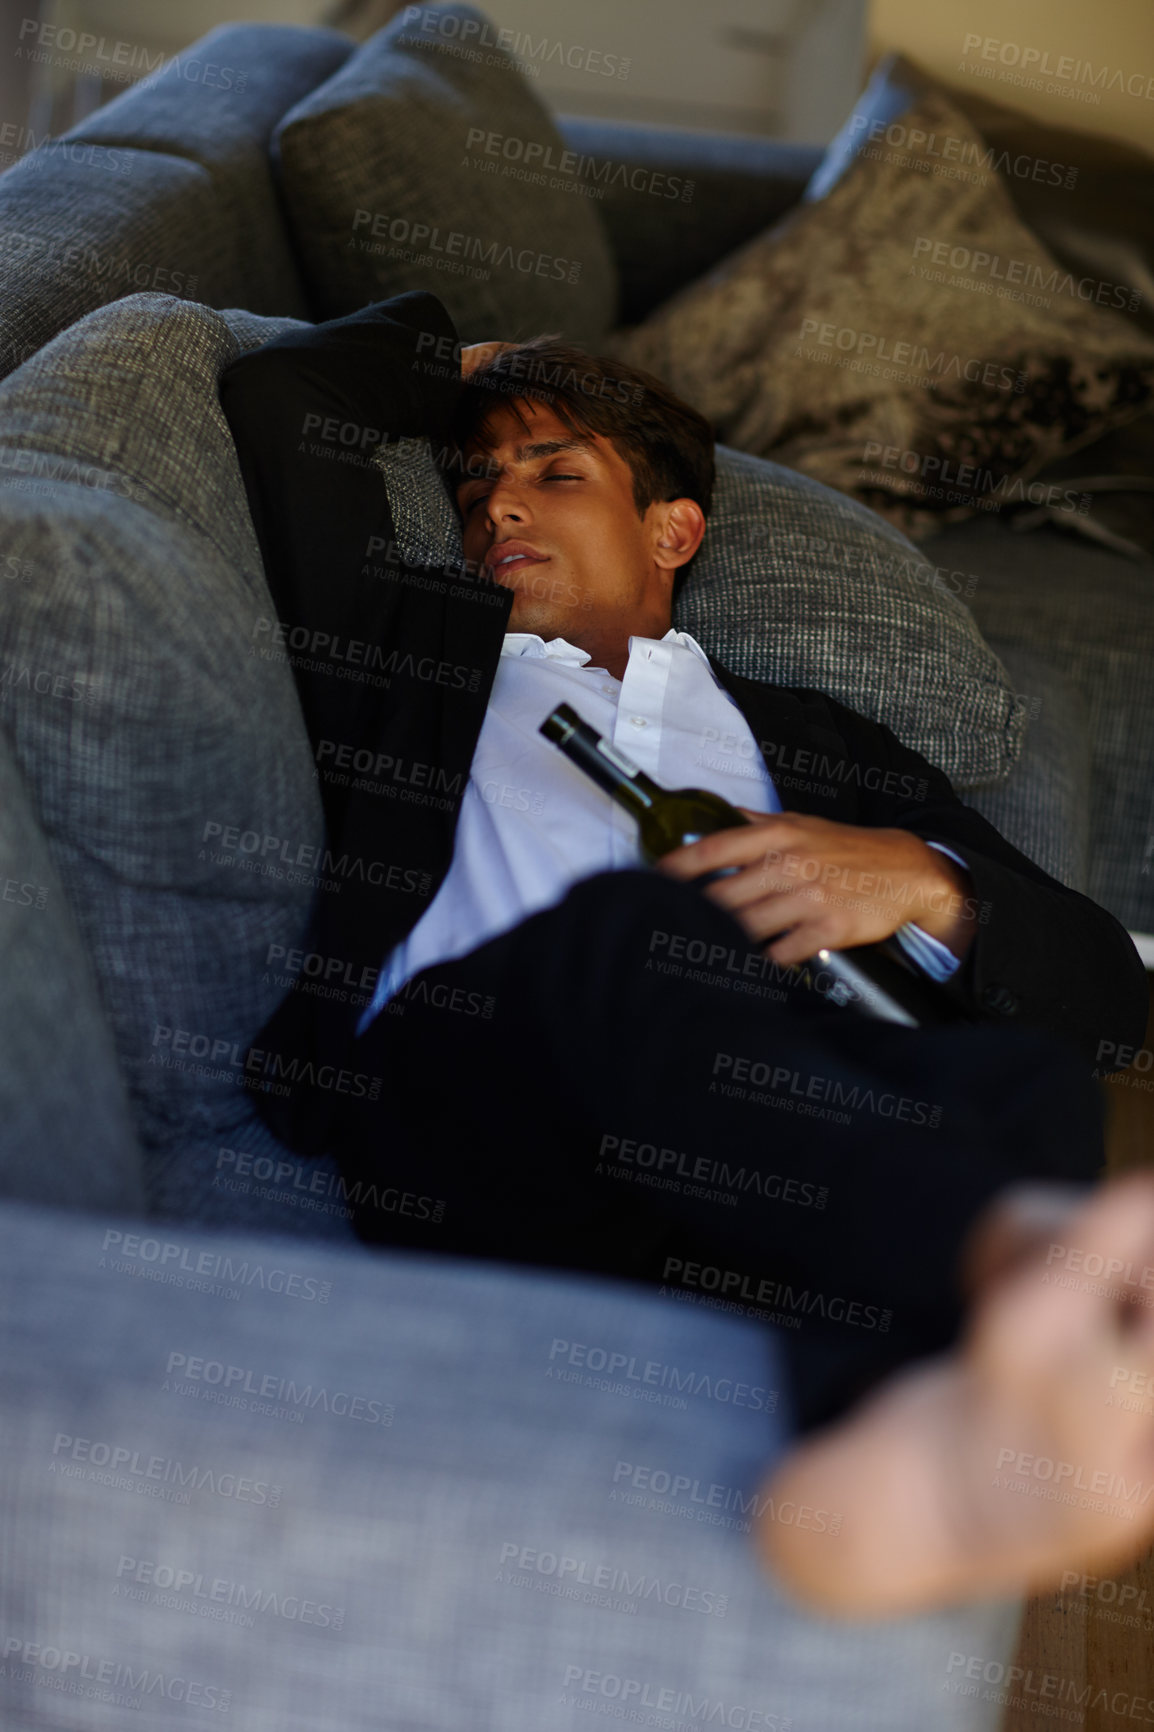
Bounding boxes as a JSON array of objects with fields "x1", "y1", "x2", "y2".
[
  {"x1": 0, "y1": 725, "x2": 145, "y2": 1213},
  {"x1": 0, "y1": 24, "x2": 353, "y2": 386},
  {"x1": 0, "y1": 293, "x2": 323, "y2": 1165}
]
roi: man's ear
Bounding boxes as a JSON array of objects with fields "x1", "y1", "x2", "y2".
[{"x1": 653, "y1": 497, "x2": 706, "y2": 570}]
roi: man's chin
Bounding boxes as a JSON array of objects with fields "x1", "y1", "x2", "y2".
[{"x1": 507, "y1": 598, "x2": 572, "y2": 643}]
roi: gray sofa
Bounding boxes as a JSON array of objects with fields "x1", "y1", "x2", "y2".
[{"x1": 3, "y1": 12, "x2": 1138, "y2": 1728}]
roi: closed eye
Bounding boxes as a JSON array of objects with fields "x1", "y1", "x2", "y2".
[{"x1": 463, "y1": 473, "x2": 583, "y2": 511}]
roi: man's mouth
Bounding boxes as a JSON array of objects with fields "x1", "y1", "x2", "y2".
[{"x1": 485, "y1": 540, "x2": 550, "y2": 577}]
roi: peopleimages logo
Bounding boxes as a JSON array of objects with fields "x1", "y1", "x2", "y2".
[
  {"x1": 663, "y1": 1257, "x2": 893, "y2": 1334},
  {"x1": 349, "y1": 209, "x2": 582, "y2": 285},
  {"x1": 559, "y1": 1668, "x2": 790, "y2": 1729},
  {"x1": 611, "y1": 1460, "x2": 842, "y2": 1536},
  {"x1": 100, "y1": 1229, "x2": 332, "y2": 1303},
  {"x1": 598, "y1": 1133, "x2": 827, "y2": 1209},
  {"x1": 464, "y1": 128, "x2": 693, "y2": 202},
  {"x1": 50, "y1": 1433, "x2": 282, "y2": 1507},
  {"x1": 0, "y1": 1637, "x2": 230, "y2": 1714},
  {"x1": 115, "y1": 1556, "x2": 345, "y2": 1630},
  {"x1": 546, "y1": 1338, "x2": 776, "y2": 1412},
  {"x1": 402, "y1": 6, "x2": 631, "y2": 79},
  {"x1": 911, "y1": 236, "x2": 1141, "y2": 312},
  {"x1": 496, "y1": 1542, "x2": 728, "y2": 1616},
  {"x1": 164, "y1": 1353, "x2": 393, "y2": 1425},
  {"x1": 960, "y1": 33, "x2": 1154, "y2": 102}
]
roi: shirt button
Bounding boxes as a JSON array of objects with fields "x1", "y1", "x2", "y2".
[{"x1": 629, "y1": 716, "x2": 648, "y2": 728}]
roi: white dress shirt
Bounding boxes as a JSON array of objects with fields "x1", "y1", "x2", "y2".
[{"x1": 357, "y1": 629, "x2": 962, "y2": 1034}]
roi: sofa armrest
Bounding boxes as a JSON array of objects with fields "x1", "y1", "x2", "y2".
[
  {"x1": 956, "y1": 640, "x2": 1091, "y2": 894},
  {"x1": 0, "y1": 1197, "x2": 1025, "y2": 1732},
  {"x1": 555, "y1": 115, "x2": 822, "y2": 327}
]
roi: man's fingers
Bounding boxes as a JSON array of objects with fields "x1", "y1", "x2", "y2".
[
  {"x1": 460, "y1": 340, "x2": 514, "y2": 378},
  {"x1": 764, "y1": 921, "x2": 842, "y2": 968},
  {"x1": 655, "y1": 817, "x2": 794, "y2": 879},
  {"x1": 699, "y1": 862, "x2": 818, "y2": 916}
]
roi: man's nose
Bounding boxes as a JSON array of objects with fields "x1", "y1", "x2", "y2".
[{"x1": 485, "y1": 481, "x2": 529, "y2": 529}]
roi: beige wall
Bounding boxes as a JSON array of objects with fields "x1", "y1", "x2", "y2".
[{"x1": 867, "y1": 0, "x2": 1154, "y2": 156}]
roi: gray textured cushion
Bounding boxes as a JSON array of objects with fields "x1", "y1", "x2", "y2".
[
  {"x1": 0, "y1": 148, "x2": 220, "y2": 388},
  {"x1": 959, "y1": 640, "x2": 1091, "y2": 892},
  {"x1": 271, "y1": 2, "x2": 618, "y2": 343},
  {"x1": 678, "y1": 446, "x2": 1025, "y2": 783},
  {"x1": 0, "y1": 731, "x2": 145, "y2": 1215},
  {"x1": 555, "y1": 114, "x2": 823, "y2": 327},
  {"x1": 919, "y1": 513, "x2": 1154, "y2": 932},
  {"x1": 0, "y1": 293, "x2": 322, "y2": 1166},
  {"x1": 64, "y1": 23, "x2": 355, "y2": 321},
  {"x1": 0, "y1": 1196, "x2": 1022, "y2": 1732}
]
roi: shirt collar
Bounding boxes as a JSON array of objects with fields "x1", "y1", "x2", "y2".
[{"x1": 500, "y1": 627, "x2": 712, "y2": 670}]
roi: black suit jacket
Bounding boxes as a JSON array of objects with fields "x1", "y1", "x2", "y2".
[{"x1": 218, "y1": 293, "x2": 1148, "y2": 1156}]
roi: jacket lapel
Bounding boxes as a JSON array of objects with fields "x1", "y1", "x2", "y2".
[{"x1": 705, "y1": 654, "x2": 861, "y2": 824}]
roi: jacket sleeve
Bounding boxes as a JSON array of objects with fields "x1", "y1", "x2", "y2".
[
  {"x1": 217, "y1": 290, "x2": 469, "y2": 760},
  {"x1": 219, "y1": 290, "x2": 463, "y2": 573},
  {"x1": 809, "y1": 688, "x2": 1148, "y2": 1074},
  {"x1": 215, "y1": 292, "x2": 513, "y2": 1156}
]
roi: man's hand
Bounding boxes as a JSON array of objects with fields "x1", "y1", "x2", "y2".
[
  {"x1": 655, "y1": 808, "x2": 977, "y2": 966},
  {"x1": 460, "y1": 342, "x2": 517, "y2": 379}
]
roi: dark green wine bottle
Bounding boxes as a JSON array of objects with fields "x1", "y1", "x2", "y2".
[
  {"x1": 539, "y1": 700, "x2": 972, "y2": 1028},
  {"x1": 539, "y1": 701, "x2": 750, "y2": 867}
]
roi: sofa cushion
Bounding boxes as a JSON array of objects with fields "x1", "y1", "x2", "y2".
[
  {"x1": 0, "y1": 293, "x2": 324, "y2": 1161},
  {"x1": 957, "y1": 639, "x2": 1091, "y2": 892},
  {"x1": 0, "y1": 1196, "x2": 1024, "y2": 1732},
  {"x1": 554, "y1": 113, "x2": 823, "y2": 328},
  {"x1": 0, "y1": 727, "x2": 146, "y2": 1215},
  {"x1": 0, "y1": 147, "x2": 219, "y2": 387},
  {"x1": 603, "y1": 57, "x2": 1154, "y2": 543},
  {"x1": 271, "y1": 1, "x2": 618, "y2": 344},
  {"x1": 677, "y1": 445, "x2": 1025, "y2": 782},
  {"x1": 943, "y1": 56, "x2": 1154, "y2": 342},
  {"x1": 62, "y1": 22, "x2": 356, "y2": 321},
  {"x1": 918, "y1": 512, "x2": 1154, "y2": 932}
]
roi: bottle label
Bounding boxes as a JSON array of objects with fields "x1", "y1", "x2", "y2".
[{"x1": 595, "y1": 737, "x2": 641, "y2": 780}]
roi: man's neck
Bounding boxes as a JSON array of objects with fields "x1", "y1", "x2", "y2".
[{"x1": 570, "y1": 619, "x2": 675, "y2": 682}]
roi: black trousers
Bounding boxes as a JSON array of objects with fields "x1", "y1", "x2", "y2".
[{"x1": 334, "y1": 868, "x2": 1105, "y2": 1430}]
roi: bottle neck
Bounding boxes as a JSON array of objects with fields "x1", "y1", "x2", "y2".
[{"x1": 542, "y1": 707, "x2": 659, "y2": 815}]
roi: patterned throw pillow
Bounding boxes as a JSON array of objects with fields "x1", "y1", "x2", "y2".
[
  {"x1": 272, "y1": 1, "x2": 618, "y2": 345},
  {"x1": 604, "y1": 64, "x2": 1154, "y2": 541}
]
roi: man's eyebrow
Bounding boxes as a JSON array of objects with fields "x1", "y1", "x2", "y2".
[
  {"x1": 512, "y1": 438, "x2": 594, "y2": 462},
  {"x1": 456, "y1": 436, "x2": 596, "y2": 492}
]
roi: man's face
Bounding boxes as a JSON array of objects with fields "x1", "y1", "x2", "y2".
[{"x1": 454, "y1": 398, "x2": 696, "y2": 653}]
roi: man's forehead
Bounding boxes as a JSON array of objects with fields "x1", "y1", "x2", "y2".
[{"x1": 456, "y1": 427, "x2": 607, "y2": 494}]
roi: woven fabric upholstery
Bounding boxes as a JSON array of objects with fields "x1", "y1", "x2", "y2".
[
  {"x1": 147, "y1": 1118, "x2": 356, "y2": 1242},
  {"x1": 0, "y1": 1197, "x2": 1022, "y2": 1732},
  {"x1": 373, "y1": 436, "x2": 465, "y2": 567},
  {"x1": 555, "y1": 115, "x2": 823, "y2": 327},
  {"x1": 0, "y1": 148, "x2": 222, "y2": 388},
  {"x1": 959, "y1": 640, "x2": 1091, "y2": 891},
  {"x1": 0, "y1": 294, "x2": 322, "y2": 1165},
  {"x1": 677, "y1": 446, "x2": 1024, "y2": 783},
  {"x1": 919, "y1": 514, "x2": 1154, "y2": 932},
  {"x1": 271, "y1": 2, "x2": 618, "y2": 344},
  {"x1": 64, "y1": 23, "x2": 355, "y2": 321},
  {"x1": 0, "y1": 730, "x2": 145, "y2": 1215}
]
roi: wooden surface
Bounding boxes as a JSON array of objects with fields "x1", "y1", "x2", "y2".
[{"x1": 1002, "y1": 979, "x2": 1154, "y2": 1732}]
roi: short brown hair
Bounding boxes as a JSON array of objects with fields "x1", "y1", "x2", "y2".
[{"x1": 444, "y1": 337, "x2": 715, "y2": 601}]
